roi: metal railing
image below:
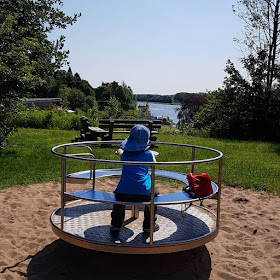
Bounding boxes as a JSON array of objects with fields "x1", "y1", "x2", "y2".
[{"x1": 52, "y1": 140, "x2": 223, "y2": 246}]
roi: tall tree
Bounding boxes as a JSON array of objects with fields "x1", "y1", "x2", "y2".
[
  {"x1": 195, "y1": 56, "x2": 280, "y2": 140},
  {"x1": 0, "y1": 0, "x2": 79, "y2": 148},
  {"x1": 191, "y1": 1, "x2": 280, "y2": 141},
  {"x1": 233, "y1": 0, "x2": 280, "y2": 89}
]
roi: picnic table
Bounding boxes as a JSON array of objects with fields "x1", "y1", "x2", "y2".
[{"x1": 73, "y1": 117, "x2": 161, "y2": 142}]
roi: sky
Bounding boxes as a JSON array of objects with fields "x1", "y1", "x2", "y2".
[{"x1": 50, "y1": 0, "x2": 244, "y2": 95}]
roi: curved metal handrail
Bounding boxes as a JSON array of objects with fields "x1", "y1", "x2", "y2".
[
  {"x1": 51, "y1": 140, "x2": 223, "y2": 249},
  {"x1": 51, "y1": 140, "x2": 223, "y2": 166}
]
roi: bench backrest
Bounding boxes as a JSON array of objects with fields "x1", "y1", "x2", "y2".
[
  {"x1": 80, "y1": 116, "x2": 91, "y2": 133},
  {"x1": 99, "y1": 119, "x2": 161, "y2": 131}
]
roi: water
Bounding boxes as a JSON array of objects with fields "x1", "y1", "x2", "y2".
[{"x1": 137, "y1": 102, "x2": 180, "y2": 124}]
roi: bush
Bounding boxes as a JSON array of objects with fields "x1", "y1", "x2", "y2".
[
  {"x1": 11, "y1": 108, "x2": 81, "y2": 130},
  {"x1": 180, "y1": 123, "x2": 210, "y2": 137},
  {"x1": 67, "y1": 88, "x2": 86, "y2": 110},
  {"x1": 13, "y1": 110, "x2": 53, "y2": 129},
  {"x1": 51, "y1": 112, "x2": 80, "y2": 130}
]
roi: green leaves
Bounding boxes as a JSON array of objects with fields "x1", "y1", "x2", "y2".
[
  {"x1": 194, "y1": 58, "x2": 280, "y2": 141},
  {"x1": 95, "y1": 81, "x2": 136, "y2": 112},
  {"x1": 0, "y1": 0, "x2": 80, "y2": 148}
]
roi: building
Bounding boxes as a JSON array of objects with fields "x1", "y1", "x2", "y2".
[{"x1": 26, "y1": 98, "x2": 62, "y2": 109}]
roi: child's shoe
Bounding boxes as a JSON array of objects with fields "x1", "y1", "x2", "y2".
[{"x1": 143, "y1": 223, "x2": 160, "y2": 233}]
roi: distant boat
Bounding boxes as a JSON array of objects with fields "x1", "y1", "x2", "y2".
[
  {"x1": 138, "y1": 104, "x2": 149, "y2": 111},
  {"x1": 137, "y1": 101, "x2": 179, "y2": 125},
  {"x1": 156, "y1": 116, "x2": 170, "y2": 125},
  {"x1": 138, "y1": 104, "x2": 156, "y2": 119},
  {"x1": 138, "y1": 104, "x2": 171, "y2": 124}
]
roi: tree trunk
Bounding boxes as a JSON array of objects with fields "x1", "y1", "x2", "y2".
[{"x1": 268, "y1": 0, "x2": 280, "y2": 89}]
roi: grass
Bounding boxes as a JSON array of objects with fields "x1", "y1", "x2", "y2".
[
  {"x1": 158, "y1": 134, "x2": 280, "y2": 193},
  {"x1": 0, "y1": 128, "x2": 279, "y2": 195}
]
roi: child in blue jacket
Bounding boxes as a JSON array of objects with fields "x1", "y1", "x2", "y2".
[{"x1": 110, "y1": 125, "x2": 159, "y2": 233}]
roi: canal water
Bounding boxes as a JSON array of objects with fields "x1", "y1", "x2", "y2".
[{"x1": 137, "y1": 102, "x2": 180, "y2": 124}]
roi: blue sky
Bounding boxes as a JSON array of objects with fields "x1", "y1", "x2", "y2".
[{"x1": 50, "y1": 0, "x2": 244, "y2": 95}]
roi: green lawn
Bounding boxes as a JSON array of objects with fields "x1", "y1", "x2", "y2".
[{"x1": 0, "y1": 128, "x2": 279, "y2": 195}]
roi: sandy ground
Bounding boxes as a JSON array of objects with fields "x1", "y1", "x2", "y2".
[{"x1": 0, "y1": 179, "x2": 280, "y2": 280}]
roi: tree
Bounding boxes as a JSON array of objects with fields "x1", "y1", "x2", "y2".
[
  {"x1": 192, "y1": 1, "x2": 280, "y2": 141},
  {"x1": 95, "y1": 84, "x2": 113, "y2": 110},
  {"x1": 103, "y1": 96, "x2": 121, "y2": 119},
  {"x1": 176, "y1": 93, "x2": 207, "y2": 127},
  {"x1": 0, "y1": 0, "x2": 79, "y2": 148},
  {"x1": 95, "y1": 81, "x2": 136, "y2": 111},
  {"x1": 195, "y1": 58, "x2": 280, "y2": 140},
  {"x1": 135, "y1": 94, "x2": 173, "y2": 103},
  {"x1": 66, "y1": 88, "x2": 86, "y2": 111},
  {"x1": 233, "y1": 0, "x2": 280, "y2": 89},
  {"x1": 174, "y1": 92, "x2": 187, "y2": 103},
  {"x1": 194, "y1": 69, "x2": 253, "y2": 139},
  {"x1": 50, "y1": 70, "x2": 95, "y2": 98},
  {"x1": 116, "y1": 82, "x2": 136, "y2": 110}
]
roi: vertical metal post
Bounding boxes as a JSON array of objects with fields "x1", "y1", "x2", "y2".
[
  {"x1": 191, "y1": 147, "x2": 195, "y2": 173},
  {"x1": 131, "y1": 205, "x2": 139, "y2": 219},
  {"x1": 216, "y1": 158, "x2": 222, "y2": 227},
  {"x1": 92, "y1": 162, "x2": 96, "y2": 190},
  {"x1": 149, "y1": 165, "x2": 155, "y2": 245},
  {"x1": 90, "y1": 162, "x2": 93, "y2": 180},
  {"x1": 61, "y1": 147, "x2": 67, "y2": 230}
]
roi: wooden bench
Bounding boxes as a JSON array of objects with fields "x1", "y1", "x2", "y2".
[
  {"x1": 98, "y1": 119, "x2": 161, "y2": 141},
  {"x1": 73, "y1": 116, "x2": 108, "y2": 142},
  {"x1": 73, "y1": 118, "x2": 161, "y2": 143}
]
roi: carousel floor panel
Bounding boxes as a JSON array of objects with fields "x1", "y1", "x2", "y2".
[{"x1": 51, "y1": 201, "x2": 215, "y2": 246}]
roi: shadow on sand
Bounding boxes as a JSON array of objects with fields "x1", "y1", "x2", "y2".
[{"x1": 27, "y1": 239, "x2": 212, "y2": 280}]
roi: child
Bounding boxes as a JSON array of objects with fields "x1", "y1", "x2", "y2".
[{"x1": 110, "y1": 125, "x2": 159, "y2": 233}]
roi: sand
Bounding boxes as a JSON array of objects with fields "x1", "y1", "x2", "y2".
[{"x1": 0, "y1": 179, "x2": 280, "y2": 280}]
